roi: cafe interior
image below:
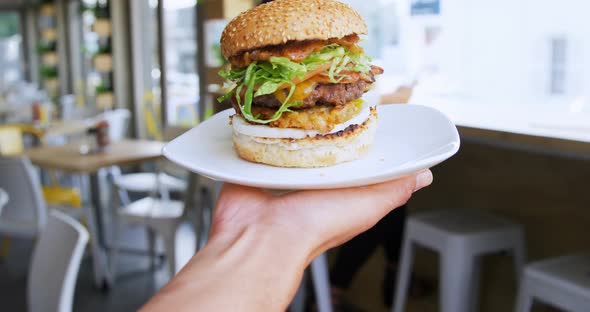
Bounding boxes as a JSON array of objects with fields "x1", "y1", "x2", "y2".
[{"x1": 0, "y1": 0, "x2": 588, "y2": 311}]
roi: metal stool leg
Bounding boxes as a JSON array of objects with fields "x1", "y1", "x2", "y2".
[{"x1": 311, "y1": 253, "x2": 332, "y2": 312}]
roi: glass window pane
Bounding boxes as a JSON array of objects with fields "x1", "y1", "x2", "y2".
[
  {"x1": 0, "y1": 12, "x2": 25, "y2": 85},
  {"x1": 81, "y1": 0, "x2": 101, "y2": 109},
  {"x1": 341, "y1": 0, "x2": 590, "y2": 138},
  {"x1": 163, "y1": 0, "x2": 199, "y2": 127}
]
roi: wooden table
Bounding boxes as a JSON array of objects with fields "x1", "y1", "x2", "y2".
[
  {"x1": 40, "y1": 120, "x2": 93, "y2": 139},
  {"x1": 26, "y1": 139, "x2": 164, "y2": 173},
  {"x1": 26, "y1": 139, "x2": 165, "y2": 288}
]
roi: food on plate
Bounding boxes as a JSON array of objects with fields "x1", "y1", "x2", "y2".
[{"x1": 218, "y1": 0, "x2": 383, "y2": 167}]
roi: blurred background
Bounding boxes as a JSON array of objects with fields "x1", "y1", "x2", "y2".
[{"x1": 0, "y1": 0, "x2": 588, "y2": 312}]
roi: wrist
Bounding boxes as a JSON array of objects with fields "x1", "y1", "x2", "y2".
[{"x1": 204, "y1": 224, "x2": 311, "y2": 310}]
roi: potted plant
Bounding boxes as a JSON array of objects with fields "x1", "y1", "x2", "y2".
[
  {"x1": 93, "y1": 44, "x2": 113, "y2": 72},
  {"x1": 40, "y1": 0, "x2": 56, "y2": 16},
  {"x1": 41, "y1": 28, "x2": 57, "y2": 41},
  {"x1": 38, "y1": 41, "x2": 58, "y2": 66},
  {"x1": 40, "y1": 66, "x2": 59, "y2": 94},
  {"x1": 93, "y1": 2, "x2": 110, "y2": 19},
  {"x1": 95, "y1": 83, "x2": 114, "y2": 109}
]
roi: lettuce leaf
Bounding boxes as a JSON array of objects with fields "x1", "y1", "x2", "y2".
[{"x1": 217, "y1": 44, "x2": 373, "y2": 124}]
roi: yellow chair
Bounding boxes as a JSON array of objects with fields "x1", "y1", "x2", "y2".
[{"x1": 42, "y1": 186, "x2": 82, "y2": 209}]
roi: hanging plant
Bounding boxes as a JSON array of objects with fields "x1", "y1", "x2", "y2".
[
  {"x1": 37, "y1": 41, "x2": 57, "y2": 54},
  {"x1": 96, "y1": 43, "x2": 111, "y2": 55},
  {"x1": 93, "y1": 3, "x2": 110, "y2": 19},
  {"x1": 40, "y1": 65, "x2": 58, "y2": 79},
  {"x1": 95, "y1": 83, "x2": 113, "y2": 94}
]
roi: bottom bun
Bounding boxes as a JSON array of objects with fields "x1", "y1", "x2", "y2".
[{"x1": 232, "y1": 108, "x2": 378, "y2": 168}]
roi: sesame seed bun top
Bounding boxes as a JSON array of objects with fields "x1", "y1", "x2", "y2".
[{"x1": 220, "y1": 0, "x2": 368, "y2": 61}]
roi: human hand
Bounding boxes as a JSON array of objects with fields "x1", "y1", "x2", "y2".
[
  {"x1": 210, "y1": 169, "x2": 433, "y2": 264},
  {"x1": 143, "y1": 170, "x2": 432, "y2": 312}
]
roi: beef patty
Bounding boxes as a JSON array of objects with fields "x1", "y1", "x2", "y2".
[{"x1": 252, "y1": 80, "x2": 368, "y2": 109}]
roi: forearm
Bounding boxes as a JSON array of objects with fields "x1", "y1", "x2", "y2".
[{"x1": 142, "y1": 226, "x2": 310, "y2": 311}]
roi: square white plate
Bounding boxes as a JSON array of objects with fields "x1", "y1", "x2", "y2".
[{"x1": 163, "y1": 104, "x2": 460, "y2": 190}]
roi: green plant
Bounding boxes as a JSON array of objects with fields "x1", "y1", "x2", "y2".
[
  {"x1": 96, "y1": 44, "x2": 111, "y2": 55},
  {"x1": 37, "y1": 41, "x2": 57, "y2": 54},
  {"x1": 93, "y1": 3, "x2": 110, "y2": 19},
  {"x1": 95, "y1": 84, "x2": 112, "y2": 94},
  {"x1": 40, "y1": 66, "x2": 58, "y2": 79}
]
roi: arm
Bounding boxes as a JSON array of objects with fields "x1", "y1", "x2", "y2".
[{"x1": 142, "y1": 170, "x2": 433, "y2": 311}]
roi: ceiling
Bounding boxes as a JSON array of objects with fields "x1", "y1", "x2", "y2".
[{"x1": 0, "y1": 0, "x2": 38, "y2": 10}]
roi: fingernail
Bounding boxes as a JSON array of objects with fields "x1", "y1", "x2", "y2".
[{"x1": 414, "y1": 170, "x2": 433, "y2": 192}]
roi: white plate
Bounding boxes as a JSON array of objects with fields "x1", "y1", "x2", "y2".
[{"x1": 163, "y1": 104, "x2": 460, "y2": 190}]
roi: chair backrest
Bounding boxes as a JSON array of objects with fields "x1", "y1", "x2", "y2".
[
  {"x1": 97, "y1": 108, "x2": 131, "y2": 142},
  {"x1": 0, "y1": 156, "x2": 47, "y2": 237},
  {"x1": 28, "y1": 210, "x2": 89, "y2": 312},
  {"x1": 0, "y1": 188, "x2": 8, "y2": 215}
]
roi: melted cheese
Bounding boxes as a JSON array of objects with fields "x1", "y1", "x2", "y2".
[
  {"x1": 349, "y1": 44, "x2": 364, "y2": 54},
  {"x1": 232, "y1": 101, "x2": 373, "y2": 139},
  {"x1": 274, "y1": 78, "x2": 318, "y2": 104}
]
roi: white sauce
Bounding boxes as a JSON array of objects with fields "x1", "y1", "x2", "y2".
[{"x1": 232, "y1": 101, "x2": 373, "y2": 139}]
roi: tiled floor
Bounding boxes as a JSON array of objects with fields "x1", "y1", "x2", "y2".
[
  {"x1": 0, "y1": 223, "x2": 195, "y2": 312},
  {"x1": 0, "y1": 235, "x2": 562, "y2": 312},
  {"x1": 0, "y1": 215, "x2": 563, "y2": 312}
]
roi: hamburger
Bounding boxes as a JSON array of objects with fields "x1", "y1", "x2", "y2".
[{"x1": 218, "y1": 0, "x2": 383, "y2": 167}]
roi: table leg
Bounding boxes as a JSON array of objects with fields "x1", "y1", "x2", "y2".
[
  {"x1": 183, "y1": 173, "x2": 201, "y2": 251},
  {"x1": 85, "y1": 173, "x2": 111, "y2": 289},
  {"x1": 186, "y1": 175, "x2": 222, "y2": 252}
]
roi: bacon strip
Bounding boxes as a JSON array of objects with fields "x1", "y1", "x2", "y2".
[{"x1": 230, "y1": 34, "x2": 361, "y2": 67}]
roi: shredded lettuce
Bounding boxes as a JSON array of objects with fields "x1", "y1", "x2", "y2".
[{"x1": 218, "y1": 44, "x2": 372, "y2": 124}]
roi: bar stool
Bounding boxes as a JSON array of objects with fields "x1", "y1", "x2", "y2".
[
  {"x1": 515, "y1": 253, "x2": 590, "y2": 312},
  {"x1": 393, "y1": 209, "x2": 526, "y2": 312},
  {"x1": 290, "y1": 253, "x2": 333, "y2": 312}
]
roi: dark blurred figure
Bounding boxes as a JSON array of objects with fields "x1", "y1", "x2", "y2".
[
  {"x1": 329, "y1": 204, "x2": 432, "y2": 311},
  {"x1": 330, "y1": 205, "x2": 406, "y2": 310}
]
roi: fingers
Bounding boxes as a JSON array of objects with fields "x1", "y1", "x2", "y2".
[
  {"x1": 414, "y1": 170, "x2": 433, "y2": 192},
  {"x1": 293, "y1": 169, "x2": 432, "y2": 216},
  {"x1": 286, "y1": 170, "x2": 433, "y2": 253}
]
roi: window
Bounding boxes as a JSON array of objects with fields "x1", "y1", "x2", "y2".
[
  {"x1": 129, "y1": 0, "x2": 163, "y2": 139},
  {"x1": 162, "y1": 0, "x2": 199, "y2": 127},
  {"x1": 342, "y1": 0, "x2": 590, "y2": 141},
  {"x1": 0, "y1": 11, "x2": 25, "y2": 85},
  {"x1": 80, "y1": 0, "x2": 103, "y2": 109},
  {"x1": 549, "y1": 37, "x2": 567, "y2": 95}
]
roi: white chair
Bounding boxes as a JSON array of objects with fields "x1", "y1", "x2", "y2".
[
  {"x1": 0, "y1": 188, "x2": 8, "y2": 215},
  {"x1": 28, "y1": 210, "x2": 89, "y2": 312},
  {"x1": 393, "y1": 209, "x2": 526, "y2": 312},
  {"x1": 515, "y1": 253, "x2": 590, "y2": 312},
  {"x1": 0, "y1": 156, "x2": 47, "y2": 238},
  {"x1": 113, "y1": 171, "x2": 187, "y2": 206},
  {"x1": 110, "y1": 182, "x2": 186, "y2": 279},
  {"x1": 111, "y1": 127, "x2": 187, "y2": 206}
]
